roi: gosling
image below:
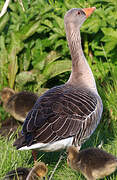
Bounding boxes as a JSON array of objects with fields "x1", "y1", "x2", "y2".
[
  {"x1": 67, "y1": 146, "x2": 117, "y2": 180},
  {"x1": 0, "y1": 88, "x2": 38, "y2": 122},
  {"x1": 26, "y1": 161, "x2": 48, "y2": 180}
]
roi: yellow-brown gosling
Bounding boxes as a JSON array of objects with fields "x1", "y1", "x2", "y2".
[
  {"x1": 67, "y1": 146, "x2": 117, "y2": 180},
  {"x1": 26, "y1": 161, "x2": 48, "y2": 180},
  {"x1": 0, "y1": 88, "x2": 38, "y2": 122}
]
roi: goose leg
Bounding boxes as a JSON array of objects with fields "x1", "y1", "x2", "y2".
[{"x1": 32, "y1": 150, "x2": 38, "y2": 162}]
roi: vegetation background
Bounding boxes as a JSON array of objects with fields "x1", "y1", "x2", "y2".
[{"x1": 0, "y1": 0, "x2": 117, "y2": 179}]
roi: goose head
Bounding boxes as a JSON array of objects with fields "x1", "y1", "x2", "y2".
[{"x1": 64, "y1": 7, "x2": 96, "y2": 28}]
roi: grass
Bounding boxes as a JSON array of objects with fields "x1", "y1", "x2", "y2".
[
  {"x1": 0, "y1": 136, "x2": 31, "y2": 179},
  {"x1": 0, "y1": 64, "x2": 117, "y2": 180}
]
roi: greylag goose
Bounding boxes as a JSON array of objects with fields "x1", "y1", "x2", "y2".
[
  {"x1": 26, "y1": 161, "x2": 48, "y2": 180},
  {"x1": 13, "y1": 7, "x2": 103, "y2": 154},
  {"x1": 67, "y1": 146, "x2": 117, "y2": 180},
  {"x1": 0, "y1": 88, "x2": 38, "y2": 122}
]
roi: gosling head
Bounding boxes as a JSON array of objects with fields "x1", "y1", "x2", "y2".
[
  {"x1": 0, "y1": 88, "x2": 15, "y2": 105},
  {"x1": 67, "y1": 146, "x2": 79, "y2": 167},
  {"x1": 34, "y1": 161, "x2": 48, "y2": 178}
]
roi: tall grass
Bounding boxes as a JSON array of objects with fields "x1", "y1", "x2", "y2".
[{"x1": 0, "y1": 136, "x2": 31, "y2": 179}]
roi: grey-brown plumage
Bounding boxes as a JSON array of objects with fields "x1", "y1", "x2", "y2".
[
  {"x1": 67, "y1": 146, "x2": 117, "y2": 180},
  {"x1": 3, "y1": 167, "x2": 30, "y2": 180},
  {"x1": 0, "y1": 88, "x2": 38, "y2": 122},
  {"x1": 13, "y1": 7, "x2": 103, "y2": 152}
]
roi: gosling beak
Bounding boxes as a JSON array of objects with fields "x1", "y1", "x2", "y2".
[{"x1": 82, "y1": 7, "x2": 96, "y2": 18}]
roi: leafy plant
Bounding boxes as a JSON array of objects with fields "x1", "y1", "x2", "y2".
[{"x1": 0, "y1": 0, "x2": 72, "y2": 92}]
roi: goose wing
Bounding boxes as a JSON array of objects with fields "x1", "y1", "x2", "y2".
[{"x1": 21, "y1": 85, "x2": 102, "y2": 146}]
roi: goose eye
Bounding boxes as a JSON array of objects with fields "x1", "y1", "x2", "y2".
[{"x1": 77, "y1": 11, "x2": 81, "y2": 15}]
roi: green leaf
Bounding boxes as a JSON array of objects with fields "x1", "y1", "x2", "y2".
[
  {"x1": 0, "y1": 35, "x2": 8, "y2": 87},
  {"x1": 43, "y1": 59, "x2": 72, "y2": 79},
  {"x1": 0, "y1": 13, "x2": 9, "y2": 33},
  {"x1": 54, "y1": 39, "x2": 66, "y2": 50},
  {"x1": 8, "y1": 32, "x2": 24, "y2": 88},
  {"x1": 101, "y1": 28, "x2": 117, "y2": 38},
  {"x1": 42, "y1": 19, "x2": 53, "y2": 28},
  {"x1": 8, "y1": 56, "x2": 18, "y2": 89},
  {"x1": 45, "y1": 51, "x2": 61, "y2": 64},
  {"x1": 81, "y1": 16, "x2": 102, "y2": 34},
  {"x1": 20, "y1": 20, "x2": 41, "y2": 41},
  {"x1": 16, "y1": 71, "x2": 36, "y2": 86}
]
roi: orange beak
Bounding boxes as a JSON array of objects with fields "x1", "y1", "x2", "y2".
[{"x1": 82, "y1": 7, "x2": 96, "y2": 18}]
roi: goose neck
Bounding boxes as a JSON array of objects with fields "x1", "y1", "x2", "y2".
[
  {"x1": 66, "y1": 23, "x2": 82, "y2": 64},
  {"x1": 65, "y1": 23, "x2": 97, "y2": 93}
]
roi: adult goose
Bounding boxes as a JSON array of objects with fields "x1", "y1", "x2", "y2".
[
  {"x1": 13, "y1": 7, "x2": 103, "y2": 152},
  {"x1": 67, "y1": 146, "x2": 117, "y2": 180},
  {"x1": 0, "y1": 88, "x2": 38, "y2": 122}
]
